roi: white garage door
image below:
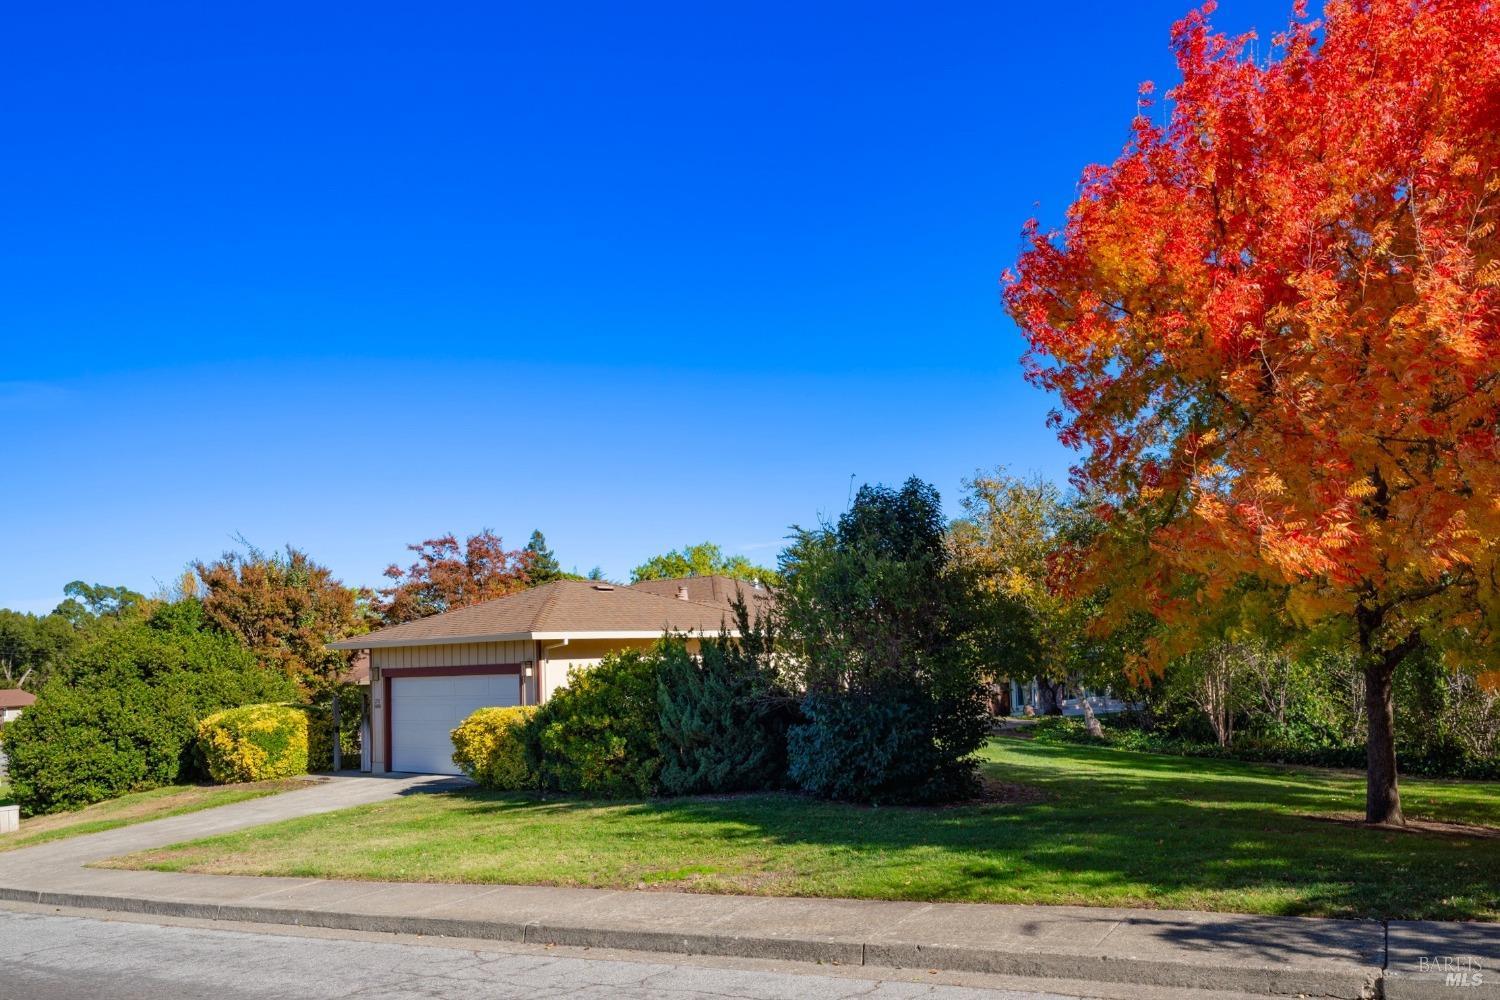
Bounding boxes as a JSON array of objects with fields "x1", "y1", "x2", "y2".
[{"x1": 390, "y1": 674, "x2": 521, "y2": 774}]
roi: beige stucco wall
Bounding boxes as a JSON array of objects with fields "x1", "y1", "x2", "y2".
[{"x1": 540, "y1": 637, "x2": 654, "y2": 702}]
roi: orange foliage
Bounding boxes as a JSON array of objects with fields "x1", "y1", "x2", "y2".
[
  {"x1": 377, "y1": 530, "x2": 534, "y2": 625},
  {"x1": 1006, "y1": 0, "x2": 1500, "y2": 676}
]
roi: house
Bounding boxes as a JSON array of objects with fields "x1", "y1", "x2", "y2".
[
  {"x1": 0, "y1": 688, "x2": 34, "y2": 725},
  {"x1": 329, "y1": 576, "x2": 769, "y2": 775},
  {"x1": 0, "y1": 688, "x2": 37, "y2": 781}
]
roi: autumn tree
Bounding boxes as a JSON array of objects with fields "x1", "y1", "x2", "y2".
[
  {"x1": 950, "y1": 470, "x2": 1074, "y2": 712},
  {"x1": 631, "y1": 542, "x2": 778, "y2": 587},
  {"x1": 377, "y1": 530, "x2": 533, "y2": 624},
  {"x1": 195, "y1": 544, "x2": 370, "y2": 694},
  {"x1": 1006, "y1": 0, "x2": 1500, "y2": 823}
]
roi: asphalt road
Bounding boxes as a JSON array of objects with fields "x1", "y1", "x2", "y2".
[{"x1": 0, "y1": 909, "x2": 1086, "y2": 1000}]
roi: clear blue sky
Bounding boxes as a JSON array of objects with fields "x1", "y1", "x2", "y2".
[{"x1": 1, "y1": 0, "x2": 1292, "y2": 612}]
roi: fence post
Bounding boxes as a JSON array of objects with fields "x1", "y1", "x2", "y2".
[{"x1": 331, "y1": 691, "x2": 342, "y2": 771}]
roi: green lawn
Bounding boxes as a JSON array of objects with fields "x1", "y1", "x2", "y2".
[
  {"x1": 0, "y1": 782, "x2": 13, "y2": 808},
  {"x1": 103, "y1": 739, "x2": 1500, "y2": 920},
  {"x1": 1, "y1": 779, "x2": 309, "y2": 853}
]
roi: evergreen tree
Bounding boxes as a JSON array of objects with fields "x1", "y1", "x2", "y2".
[
  {"x1": 656, "y1": 601, "x2": 787, "y2": 795},
  {"x1": 524, "y1": 530, "x2": 564, "y2": 585}
]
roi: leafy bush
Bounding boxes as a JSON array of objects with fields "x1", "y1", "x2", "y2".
[
  {"x1": 451, "y1": 706, "x2": 537, "y2": 789},
  {"x1": 788, "y1": 687, "x2": 987, "y2": 804},
  {"x1": 778, "y1": 478, "x2": 990, "y2": 803},
  {"x1": 1031, "y1": 715, "x2": 1500, "y2": 779},
  {"x1": 656, "y1": 620, "x2": 792, "y2": 796},
  {"x1": 197, "y1": 704, "x2": 310, "y2": 783},
  {"x1": 531, "y1": 646, "x2": 663, "y2": 798},
  {"x1": 4, "y1": 605, "x2": 297, "y2": 814}
]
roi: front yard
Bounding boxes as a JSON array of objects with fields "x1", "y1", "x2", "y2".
[
  {"x1": 104, "y1": 739, "x2": 1500, "y2": 921},
  {"x1": 1, "y1": 779, "x2": 308, "y2": 853}
]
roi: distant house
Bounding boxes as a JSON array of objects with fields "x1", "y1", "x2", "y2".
[
  {"x1": 330, "y1": 577, "x2": 769, "y2": 775},
  {"x1": 0, "y1": 688, "x2": 37, "y2": 780},
  {"x1": 0, "y1": 688, "x2": 34, "y2": 725}
]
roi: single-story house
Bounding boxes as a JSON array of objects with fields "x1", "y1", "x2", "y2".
[
  {"x1": 0, "y1": 688, "x2": 35, "y2": 725},
  {"x1": 329, "y1": 576, "x2": 770, "y2": 775}
]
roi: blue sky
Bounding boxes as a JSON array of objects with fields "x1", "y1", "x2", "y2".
[{"x1": 1, "y1": 0, "x2": 1292, "y2": 612}]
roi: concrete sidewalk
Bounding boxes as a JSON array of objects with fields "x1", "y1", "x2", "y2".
[{"x1": 1, "y1": 776, "x2": 1494, "y2": 999}]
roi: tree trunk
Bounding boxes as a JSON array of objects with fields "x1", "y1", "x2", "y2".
[
  {"x1": 1363, "y1": 655, "x2": 1403, "y2": 825},
  {"x1": 1037, "y1": 677, "x2": 1064, "y2": 716},
  {"x1": 1081, "y1": 696, "x2": 1103, "y2": 738}
]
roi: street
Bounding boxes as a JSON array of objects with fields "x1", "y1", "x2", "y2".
[{"x1": 0, "y1": 909, "x2": 1089, "y2": 1000}]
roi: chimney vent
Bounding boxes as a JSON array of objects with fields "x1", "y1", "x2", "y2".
[{"x1": 677, "y1": 585, "x2": 690, "y2": 601}]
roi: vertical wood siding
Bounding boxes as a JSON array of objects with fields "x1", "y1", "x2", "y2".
[{"x1": 371, "y1": 641, "x2": 531, "y2": 670}]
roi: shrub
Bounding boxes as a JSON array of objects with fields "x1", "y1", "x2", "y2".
[
  {"x1": 788, "y1": 686, "x2": 987, "y2": 804},
  {"x1": 531, "y1": 646, "x2": 663, "y2": 798},
  {"x1": 451, "y1": 706, "x2": 537, "y2": 789},
  {"x1": 657, "y1": 619, "x2": 792, "y2": 796},
  {"x1": 3, "y1": 607, "x2": 297, "y2": 814},
  {"x1": 778, "y1": 478, "x2": 991, "y2": 803},
  {"x1": 197, "y1": 704, "x2": 310, "y2": 783}
]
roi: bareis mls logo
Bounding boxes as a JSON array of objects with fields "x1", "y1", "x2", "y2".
[{"x1": 1419, "y1": 956, "x2": 1487, "y2": 989}]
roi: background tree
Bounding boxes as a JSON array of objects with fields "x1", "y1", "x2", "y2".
[
  {"x1": 523, "y1": 530, "x2": 565, "y2": 585},
  {"x1": 378, "y1": 530, "x2": 533, "y2": 624},
  {"x1": 53, "y1": 581, "x2": 146, "y2": 627},
  {"x1": 631, "y1": 542, "x2": 778, "y2": 587},
  {"x1": 950, "y1": 470, "x2": 1131, "y2": 714},
  {"x1": 0, "y1": 609, "x2": 79, "y2": 691},
  {"x1": 950, "y1": 470, "x2": 1072, "y2": 713},
  {"x1": 194, "y1": 543, "x2": 371, "y2": 695},
  {"x1": 1006, "y1": 0, "x2": 1500, "y2": 823}
]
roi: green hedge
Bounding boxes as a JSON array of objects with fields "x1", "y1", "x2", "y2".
[
  {"x1": 451, "y1": 706, "x2": 536, "y2": 789},
  {"x1": 788, "y1": 686, "x2": 985, "y2": 804},
  {"x1": 531, "y1": 646, "x2": 664, "y2": 798},
  {"x1": 4, "y1": 614, "x2": 297, "y2": 815},
  {"x1": 1031, "y1": 717, "x2": 1500, "y2": 780},
  {"x1": 656, "y1": 634, "x2": 790, "y2": 796},
  {"x1": 197, "y1": 703, "x2": 311, "y2": 783}
]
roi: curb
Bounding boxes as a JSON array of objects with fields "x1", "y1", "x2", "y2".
[{"x1": 0, "y1": 886, "x2": 1385, "y2": 998}]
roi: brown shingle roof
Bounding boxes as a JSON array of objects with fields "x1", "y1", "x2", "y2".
[
  {"x1": 329, "y1": 579, "x2": 735, "y2": 649},
  {"x1": 628, "y1": 575, "x2": 774, "y2": 618},
  {"x1": 0, "y1": 688, "x2": 37, "y2": 710}
]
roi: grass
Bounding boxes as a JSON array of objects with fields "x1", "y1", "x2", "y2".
[
  {"x1": 0, "y1": 782, "x2": 13, "y2": 808},
  {"x1": 103, "y1": 739, "x2": 1500, "y2": 921},
  {"x1": 1, "y1": 779, "x2": 309, "y2": 853}
]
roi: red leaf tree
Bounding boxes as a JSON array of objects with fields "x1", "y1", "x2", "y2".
[
  {"x1": 377, "y1": 530, "x2": 534, "y2": 625},
  {"x1": 1006, "y1": 0, "x2": 1500, "y2": 823}
]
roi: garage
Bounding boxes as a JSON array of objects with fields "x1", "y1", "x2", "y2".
[{"x1": 388, "y1": 671, "x2": 521, "y2": 774}]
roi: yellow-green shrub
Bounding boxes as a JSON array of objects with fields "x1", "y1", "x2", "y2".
[
  {"x1": 451, "y1": 706, "x2": 536, "y2": 789},
  {"x1": 197, "y1": 703, "x2": 310, "y2": 783}
]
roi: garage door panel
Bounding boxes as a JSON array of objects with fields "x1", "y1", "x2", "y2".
[{"x1": 391, "y1": 672, "x2": 522, "y2": 774}]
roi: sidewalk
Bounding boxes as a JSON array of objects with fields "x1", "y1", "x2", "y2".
[{"x1": 1, "y1": 777, "x2": 1495, "y2": 999}]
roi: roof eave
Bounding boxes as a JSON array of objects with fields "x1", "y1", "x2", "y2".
[{"x1": 329, "y1": 626, "x2": 736, "y2": 651}]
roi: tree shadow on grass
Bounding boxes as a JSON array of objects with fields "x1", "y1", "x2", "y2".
[{"x1": 440, "y1": 740, "x2": 1500, "y2": 922}]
